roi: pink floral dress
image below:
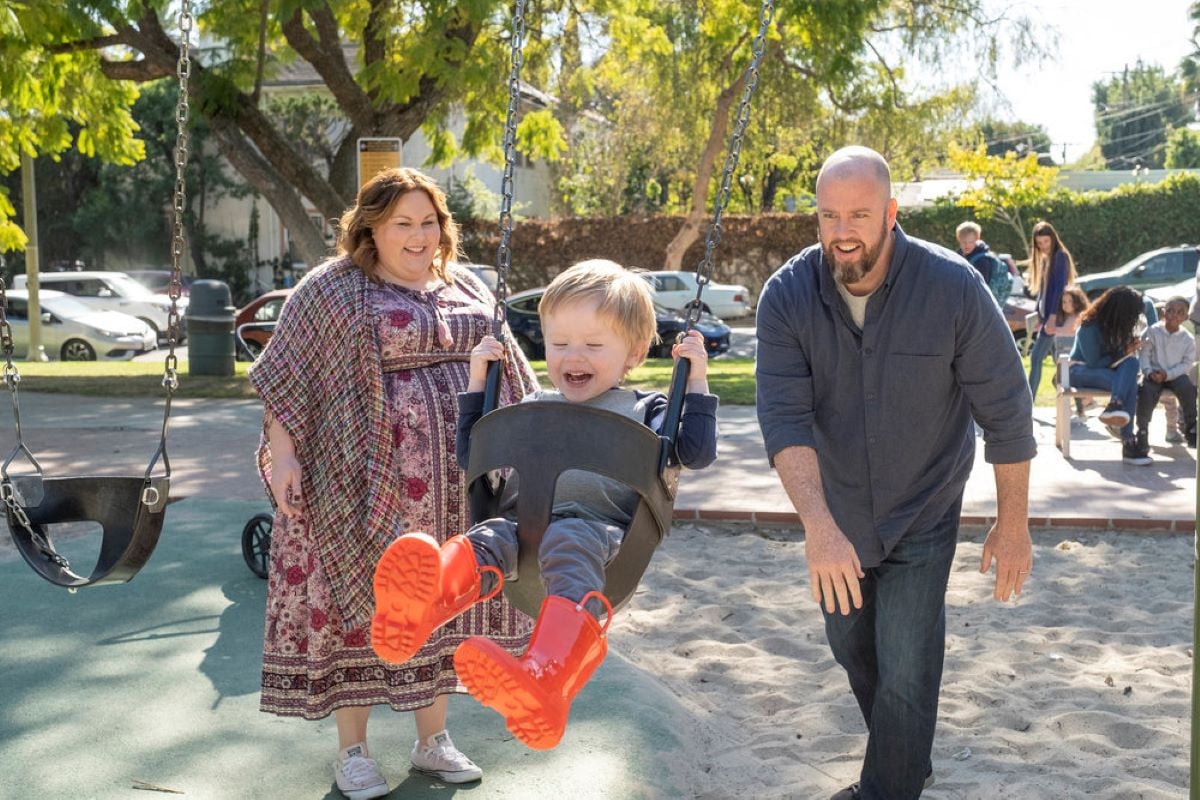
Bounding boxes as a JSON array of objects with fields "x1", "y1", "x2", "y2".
[{"x1": 260, "y1": 272, "x2": 535, "y2": 719}]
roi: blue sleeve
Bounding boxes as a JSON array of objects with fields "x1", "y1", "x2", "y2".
[
  {"x1": 1142, "y1": 297, "x2": 1158, "y2": 327},
  {"x1": 755, "y1": 273, "x2": 816, "y2": 465},
  {"x1": 1069, "y1": 323, "x2": 1110, "y2": 369},
  {"x1": 950, "y1": 269, "x2": 1037, "y2": 464},
  {"x1": 672, "y1": 393, "x2": 720, "y2": 469},
  {"x1": 456, "y1": 392, "x2": 486, "y2": 469},
  {"x1": 1041, "y1": 252, "x2": 1069, "y2": 321}
]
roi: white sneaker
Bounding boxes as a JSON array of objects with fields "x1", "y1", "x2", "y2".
[
  {"x1": 410, "y1": 730, "x2": 483, "y2": 783},
  {"x1": 333, "y1": 743, "x2": 390, "y2": 800},
  {"x1": 1166, "y1": 429, "x2": 1186, "y2": 444}
]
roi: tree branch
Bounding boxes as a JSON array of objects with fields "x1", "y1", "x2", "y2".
[{"x1": 280, "y1": 4, "x2": 376, "y2": 132}]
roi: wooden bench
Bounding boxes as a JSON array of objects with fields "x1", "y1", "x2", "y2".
[
  {"x1": 1055, "y1": 355, "x2": 1192, "y2": 456},
  {"x1": 1054, "y1": 354, "x2": 1110, "y2": 459}
]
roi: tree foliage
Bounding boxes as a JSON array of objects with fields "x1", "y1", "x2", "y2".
[
  {"x1": 1092, "y1": 61, "x2": 1192, "y2": 169},
  {"x1": 947, "y1": 143, "x2": 1059, "y2": 258},
  {"x1": 976, "y1": 118, "x2": 1054, "y2": 162}
]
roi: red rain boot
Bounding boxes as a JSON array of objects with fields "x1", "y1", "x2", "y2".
[
  {"x1": 371, "y1": 533, "x2": 501, "y2": 664},
  {"x1": 454, "y1": 591, "x2": 613, "y2": 750}
]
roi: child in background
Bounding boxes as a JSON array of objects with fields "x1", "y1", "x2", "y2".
[
  {"x1": 370, "y1": 259, "x2": 719, "y2": 750},
  {"x1": 1048, "y1": 285, "x2": 1090, "y2": 418},
  {"x1": 1135, "y1": 296, "x2": 1197, "y2": 448}
]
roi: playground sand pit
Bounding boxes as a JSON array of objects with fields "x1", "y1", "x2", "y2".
[{"x1": 611, "y1": 522, "x2": 1192, "y2": 799}]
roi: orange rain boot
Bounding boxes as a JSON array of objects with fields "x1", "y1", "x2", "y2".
[
  {"x1": 371, "y1": 533, "x2": 502, "y2": 664},
  {"x1": 454, "y1": 591, "x2": 613, "y2": 750}
]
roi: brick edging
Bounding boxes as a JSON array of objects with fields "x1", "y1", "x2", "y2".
[{"x1": 672, "y1": 508, "x2": 1194, "y2": 533}]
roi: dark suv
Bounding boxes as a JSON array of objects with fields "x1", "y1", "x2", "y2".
[{"x1": 1076, "y1": 245, "x2": 1200, "y2": 300}]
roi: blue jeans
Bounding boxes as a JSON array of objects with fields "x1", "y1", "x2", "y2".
[
  {"x1": 1027, "y1": 330, "x2": 1055, "y2": 397},
  {"x1": 823, "y1": 499, "x2": 960, "y2": 800},
  {"x1": 1069, "y1": 358, "x2": 1140, "y2": 439}
]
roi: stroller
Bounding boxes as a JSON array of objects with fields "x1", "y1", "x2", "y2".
[{"x1": 238, "y1": 319, "x2": 277, "y2": 580}]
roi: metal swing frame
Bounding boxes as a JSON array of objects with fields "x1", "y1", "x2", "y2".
[
  {"x1": 467, "y1": 0, "x2": 774, "y2": 618},
  {"x1": 1, "y1": 1, "x2": 193, "y2": 589}
]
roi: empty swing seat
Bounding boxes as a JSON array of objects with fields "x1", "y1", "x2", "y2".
[
  {"x1": 466, "y1": 401, "x2": 678, "y2": 618},
  {"x1": 5, "y1": 474, "x2": 170, "y2": 588}
]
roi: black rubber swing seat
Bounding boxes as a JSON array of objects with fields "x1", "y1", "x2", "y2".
[
  {"x1": 4, "y1": 474, "x2": 170, "y2": 588},
  {"x1": 466, "y1": 401, "x2": 679, "y2": 618}
]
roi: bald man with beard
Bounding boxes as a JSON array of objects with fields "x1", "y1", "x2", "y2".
[{"x1": 755, "y1": 146, "x2": 1036, "y2": 800}]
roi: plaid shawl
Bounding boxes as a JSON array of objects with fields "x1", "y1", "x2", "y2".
[{"x1": 248, "y1": 257, "x2": 536, "y2": 628}]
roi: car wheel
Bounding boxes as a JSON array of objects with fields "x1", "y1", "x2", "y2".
[{"x1": 61, "y1": 339, "x2": 96, "y2": 361}]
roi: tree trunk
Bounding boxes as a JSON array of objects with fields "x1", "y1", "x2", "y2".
[
  {"x1": 663, "y1": 72, "x2": 746, "y2": 271},
  {"x1": 207, "y1": 117, "x2": 330, "y2": 268}
]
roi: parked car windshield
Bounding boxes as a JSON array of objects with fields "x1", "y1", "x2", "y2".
[
  {"x1": 40, "y1": 294, "x2": 101, "y2": 319},
  {"x1": 104, "y1": 273, "x2": 158, "y2": 300}
]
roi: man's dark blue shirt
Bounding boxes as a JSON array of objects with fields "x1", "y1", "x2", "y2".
[{"x1": 755, "y1": 224, "x2": 1036, "y2": 567}]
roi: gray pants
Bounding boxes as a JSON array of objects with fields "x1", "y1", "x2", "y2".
[{"x1": 467, "y1": 516, "x2": 625, "y2": 617}]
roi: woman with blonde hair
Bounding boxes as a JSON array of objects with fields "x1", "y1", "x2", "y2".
[
  {"x1": 1026, "y1": 220, "x2": 1077, "y2": 398},
  {"x1": 249, "y1": 167, "x2": 537, "y2": 798}
]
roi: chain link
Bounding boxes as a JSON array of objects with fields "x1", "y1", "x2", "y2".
[
  {"x1": 2, "y1": 486, "x2": 68, "y2": 569},
  {"x1": 491, "y1": 0, "x2": 529, "y2": 337},
  {"x1": 684, "y1": 0, "x2": 774, "y2": 329},
  {"x1": 162, "y1": 0, "x2": 193, "y2": 391}
]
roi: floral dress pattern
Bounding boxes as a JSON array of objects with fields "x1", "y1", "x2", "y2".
[{"x1": 260, "y1": 274, "x2": 534, "y2": 719}]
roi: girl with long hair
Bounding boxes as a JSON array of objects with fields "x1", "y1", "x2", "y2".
[{"x1": 1026, "y1": 221, "x2": 1077, "y2": 397}]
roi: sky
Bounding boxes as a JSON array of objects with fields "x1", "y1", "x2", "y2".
[{"x1": 986, "y1": 1, "x2": 1196, "y2": 163}]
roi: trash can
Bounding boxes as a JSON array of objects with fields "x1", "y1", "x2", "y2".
[{"x1": 186, "y1": 279, "x2": 235, "y2": 377}]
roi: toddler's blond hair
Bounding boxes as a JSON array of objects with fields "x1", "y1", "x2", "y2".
[{"x1": 539, "y1": 260, "x2": 659, "y2": 361}]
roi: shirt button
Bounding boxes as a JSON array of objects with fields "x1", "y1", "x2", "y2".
[
  {"x1": 866, "y1": 392, "x2": 876, "y2": 401},
  {"x1": 869, "y1": 436, "x2": 877, "y2": 444},
  {"x1": 863, "y1": 347, "x2": 873, "y2": 356}
]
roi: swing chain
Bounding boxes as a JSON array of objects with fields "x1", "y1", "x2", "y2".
[
  {"x1": 0, "y1": 277, "x2": 16, "y2": 387},
  {"x1": 1, "y1": 484, "x2": 68, "y2": 569},
  {"x1": 491, "y1": 0, "x2": 529, "y2": 336},
  {"x1": 162, "y1": 0, "x2": 193, "y2": 394},
  {"x1": 684, "y1": 0, "x2": 774, "y2": 330}
]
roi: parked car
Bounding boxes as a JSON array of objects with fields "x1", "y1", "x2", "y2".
[
  {"x1": 463, "y1": 264, "x2": 499, "y2": 293},
  {"x1": 124, "y1": 269, "x2": 196, "y2": 297},
  {"x1": 235, "y1": 288, "x2": 292, "y2": 359},
  {"x1": 1075, "y1": 245, "x2": 1200, "y2": 300},
  {"x1": 2, "y1": 289, "x2": 157, "y2": 361},
  {"x1": 1144, "y1": 274, "x2": 1199, "y2": 319},
  {"x1": 14, "y1": 270, "x2": 188, "y2": 341},
  {"x1": 504, "y1": 287, "x2": 731, "y2": 360},
  {"x1": 635, "y1": 270, "x2": 753, "y2": 319}
]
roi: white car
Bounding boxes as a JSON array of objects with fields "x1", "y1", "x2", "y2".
[
  {"x1": 14, "y1": 270, "x2": 187, "y2": 341},
  {"x1": 2, "y1": 289, "x2": 157, "y2": 361},
  {"x1": 635, "y1": 270, "x2": 752, "y2": 319}
]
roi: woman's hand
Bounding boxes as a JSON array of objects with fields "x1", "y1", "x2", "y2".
[
  {"x1": 671, "y1": 330, "x2": 710, "y2": 393},
  {"x1": 1043, "y1": 320, "x2": 1057, "y2": 335},
  {"x1": 270, "y1": 453, "x2": 303, "y2": 517},
  {"x1": 468, "y1": 335, "x2": 505, "y2": 393}
]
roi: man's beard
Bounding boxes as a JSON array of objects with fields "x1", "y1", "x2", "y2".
[{"x1": 823, "y1": 222, "x2": 888, "y2": 286}]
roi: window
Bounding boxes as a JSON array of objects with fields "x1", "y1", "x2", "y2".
[
  {"x1": 6, "y1": 299, "x2": 27, "y2": 320},
  {"x1": 253, "y1": 299, "x2": 285, "y2": 323},
  {"x1": 1139, "y1": 255, "x2": 1176, "y2": 278},
  {"x1": 658, "y1": 275, "x2": 687, "y2": 292},
  {"x1": 509, "y1": 296, "x2": 540, "y2": 313}
]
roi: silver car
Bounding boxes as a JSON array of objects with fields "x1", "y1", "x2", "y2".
[{"x1": 3, "y1": 289, "x2": 157, "y2": 361}]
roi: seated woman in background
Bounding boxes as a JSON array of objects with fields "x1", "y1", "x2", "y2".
[{"x1": 1067, "y1": 286, "x2": 1151, "y2": 465}]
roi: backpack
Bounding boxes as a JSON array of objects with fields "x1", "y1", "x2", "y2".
[{"x1": 968, "y1": 249, "x2": 1011, "y2": 306}]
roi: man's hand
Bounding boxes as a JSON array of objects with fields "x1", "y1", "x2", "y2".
[
  {"x1": 805, "y1": 522, "x2": 865, "y2": 615},
  {"x1": 1150, "y1": 369, "x2": 1167, "y2": 384},
  {"x1": 980, "y1": 520, "x2": 1032, "y2": 601}
]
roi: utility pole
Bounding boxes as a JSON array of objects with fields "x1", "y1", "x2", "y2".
[{"x1": 18, "y1": 153, "x2": 47, "y2": 362}]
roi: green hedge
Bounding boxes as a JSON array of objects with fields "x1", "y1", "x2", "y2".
[
  {"x1": 460, "y1": 173, "x2": 1200, "y2": 295},
  {"x1": 903, "y1": 173, "x2": 1200, "y2": 275}
]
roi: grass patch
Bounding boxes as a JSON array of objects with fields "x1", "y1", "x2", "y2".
[
  {"x1": 1, "y1": 360, "x2": 258, "y2": 399},
  {"x1": 0, "y1": 353, "x2": 1054, "y2": 409}
]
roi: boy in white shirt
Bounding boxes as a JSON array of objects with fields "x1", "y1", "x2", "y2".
[{"x1": 1135, "y1": 296, "x2": 1197, "y2": 448}]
